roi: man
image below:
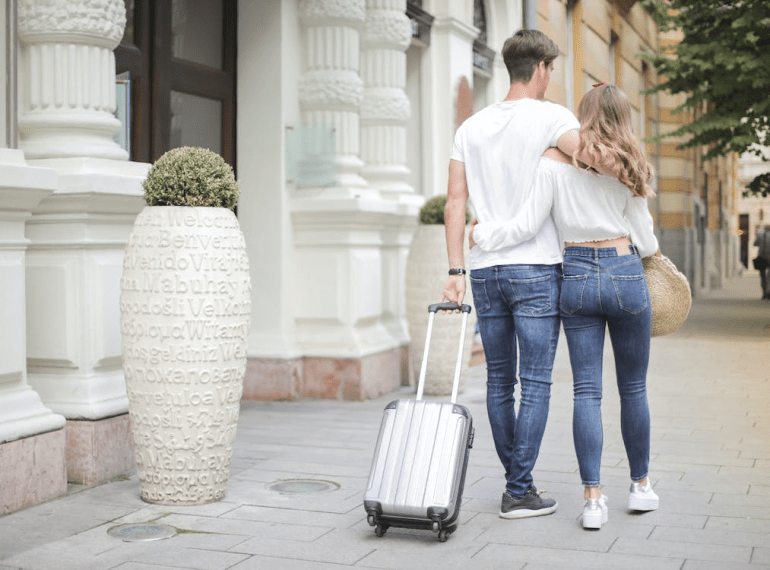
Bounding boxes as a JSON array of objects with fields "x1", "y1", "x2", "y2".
[
  {"x1": 442, "y1": 29, "x2": 591, "y2": 519},
  {"x1": 754, "y1": 225, "x2": 770, "y2": 299}
]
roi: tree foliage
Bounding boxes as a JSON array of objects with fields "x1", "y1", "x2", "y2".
[{"x1": 640, "y1": 0, "x2": 770, "y2": 196}]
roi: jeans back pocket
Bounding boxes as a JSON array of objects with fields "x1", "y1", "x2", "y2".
[
  {"x1": 560, "y1": 274, "x2": 588, "y2": 315},
  {"x1": 610, "y1": 274, "x2": 648, "y2": 314},
  {"x1": 470, "y1": 276, "x2": 491, "y2": 314},
  {"x1": 508, "y1": 274, "x2": 553, "y2": 315}
]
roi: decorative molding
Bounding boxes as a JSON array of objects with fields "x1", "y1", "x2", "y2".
[
  {"x1": 299, "y1": 0, "x2": 366, "y2": 25},
  {"x1": 432, "y1": 16, "x2": 479, "y2": 44},
  {"x1": 406, "y1": 0, "x2": 434, "y2": 47},
  {"x1": 473, "y1": 40, "x2": 496, "y2": 77},
  {"x1": 299, "y1": 71, "x2": 364, "y2": 109},
  {"x1": 17, "y1": 0, "x2": 126, "y2": 49},
  {"x1": 17, "y1": 2, "x2": 129, "y2": 160},
  {"x1": 361, "y1": 89, "x2": 410, "y2": 122},
  {"x1": 362, "y1": 11, "x2": 412, "y2": 50}
]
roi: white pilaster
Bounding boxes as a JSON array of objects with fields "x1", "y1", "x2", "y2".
[
  {"x1": 16, "y1": 0, "x2": 128, "y2": 160},
  {"x1": 16, "y1": 0, "x2": 149, "y2": 419},
  {"x1": 238, "y1": 0, "x2": 300, "y2": 361},
  {"x1": 25, "y1": 158, "x2": 148, "y2": 419},
  {"x1": 0, "y1": 149, "x2": 66, "y2": 443},
  {"x1": 292, "y1": 0, "x2": 396, "y2": 363},
  {"x1": 425, "y1": 16, "x2": 477, "y2": 198},
  {"x1": 360, "y1": 1, "x2": 421, "y2": 370},
  {"x1": 298, "y1": 0, "x2": 371, "y2": 195}
]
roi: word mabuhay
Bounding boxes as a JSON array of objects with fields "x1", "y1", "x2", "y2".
[
  {"x1": 136, "y1": 450, "x2": 232, "y2": 504},
  {"x1": 121, "y1": 273, "x2": 251, "y2": 299},
  {"x1": 122, "y1": 250, "x2": 249, "y2": 277}
]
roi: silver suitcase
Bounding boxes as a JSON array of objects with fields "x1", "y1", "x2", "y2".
[{"x1": 363, "y1": 303, "x2": 474, "y2": 542}]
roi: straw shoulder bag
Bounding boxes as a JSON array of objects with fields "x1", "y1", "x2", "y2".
[{"x1": 642, "y1": 254, "x2": 692, "y2": 337}]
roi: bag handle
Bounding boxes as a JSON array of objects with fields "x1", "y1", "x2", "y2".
[{"x1": 415, "y1": 303, "x2": 473, "y2": 404}]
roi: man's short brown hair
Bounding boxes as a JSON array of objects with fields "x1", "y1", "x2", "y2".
[{"x1": 502, "y1": 29, "x2": 560, "y2": 83}]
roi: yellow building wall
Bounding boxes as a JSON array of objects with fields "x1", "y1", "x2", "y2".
[{"x1": 537, "y1": 0, "x2": 736, "y2": 251}]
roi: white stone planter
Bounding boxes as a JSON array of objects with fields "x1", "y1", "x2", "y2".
[
  {"x1": 120, "y1": 206, "x2": 251, "y2": 505},
  {"x1": 406, "y1": 225, "x2": 476, "y2": 396}
]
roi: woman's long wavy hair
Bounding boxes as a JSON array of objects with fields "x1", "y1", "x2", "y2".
[{"x1": 575, "y1": 84, "x2": 654, "y2": 197}]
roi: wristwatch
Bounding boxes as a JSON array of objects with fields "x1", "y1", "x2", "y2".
[{"x1": 448, "y1": 268, "x2": 467, "y2": 275}]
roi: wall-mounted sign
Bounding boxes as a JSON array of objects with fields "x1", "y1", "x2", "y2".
[{"x1": 285, "y1": 123, "x2": 336, "y2": 188}]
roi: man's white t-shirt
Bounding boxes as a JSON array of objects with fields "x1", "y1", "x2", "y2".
[{"x1": 450, "y1": 98, "x2": 580, "y2": 270}]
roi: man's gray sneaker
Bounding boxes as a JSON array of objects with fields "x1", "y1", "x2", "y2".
[{"x1": 499, "y1": 485, "x2": 558, "y2": 519}]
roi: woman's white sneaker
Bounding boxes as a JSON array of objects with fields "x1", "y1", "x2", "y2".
[
  {"x1": 582, "y1": 495, "x2": 608, "y2": 529},
  {"x1": 628, "y1": 480, "x2": 659, "y2": 511}
]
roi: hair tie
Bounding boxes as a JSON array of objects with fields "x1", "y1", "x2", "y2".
[{"x1": 592, "y1": 81, "x2": 608, "y2": 89}]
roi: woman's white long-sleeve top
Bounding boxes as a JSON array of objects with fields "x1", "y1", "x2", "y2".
[{"x1": 472, "y1": 157, "x2": 659, "y2": 258}]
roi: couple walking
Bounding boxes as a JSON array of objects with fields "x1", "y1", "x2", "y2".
[{"x1": 442, "y1": 29, "x2": 660, "y2": 529}]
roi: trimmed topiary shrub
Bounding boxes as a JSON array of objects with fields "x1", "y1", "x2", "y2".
[
  {"x1": 143, "y1": 147, "x2": 239, "y2": 210},
  {"x1": 419, "y1": 195, "x2": 471, "y2": 225}
]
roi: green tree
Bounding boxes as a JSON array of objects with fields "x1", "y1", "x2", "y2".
[{"x1": 640, "y1": 0, "x2": 770, "y2": 196}]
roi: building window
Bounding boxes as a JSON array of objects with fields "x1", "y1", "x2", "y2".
[
  {"x1": 472, "y1": 0, "x2": 494, "y2": 78},
  {"x1": 115, "y1": 0, "x2": 237, "y2": 166},
  {"x1": 407, "y1": 0, "x2": 433, "y2": 47}
]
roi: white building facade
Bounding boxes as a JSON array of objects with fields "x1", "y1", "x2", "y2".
[
  {"x1": 0, "y1": 0, "x2": 526, "y2": 512},
  {"x1": 1, "y1": 0, "x2": 740, "y2": 513}
]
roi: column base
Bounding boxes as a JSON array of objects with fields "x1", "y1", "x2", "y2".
[
  {"x1": 0, "y1": 429, "x2": 67, "y2": 515},
  {"x1": 65, "y1": 414, "x2": 134, "y2": 486},
  {"x1": 244, "y1": 347, "x2": 402, "y2": 401}
]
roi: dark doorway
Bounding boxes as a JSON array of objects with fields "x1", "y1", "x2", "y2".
[
  {"x1": 115, "y1": 0, "x2": 237, "y2": 167},
  {"x1": 740, "y1": 213, "x2": 749, "y2": 269}
]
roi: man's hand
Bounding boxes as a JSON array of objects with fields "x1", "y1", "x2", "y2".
[
  {"x1": 442, "y1": 275, "x2": 466, "y2": 308},
  {"x1": 468, "y1": 220, "x2": 478, "y2": 250}
]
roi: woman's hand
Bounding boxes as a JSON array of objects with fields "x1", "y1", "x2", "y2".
[{"x1": 469, "y1": 220, "x2": 478, "y2": 250}]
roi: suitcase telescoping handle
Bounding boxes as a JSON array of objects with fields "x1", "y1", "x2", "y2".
[{"x1": 415, "y1": 303, "x2": 473, "y2": 404}]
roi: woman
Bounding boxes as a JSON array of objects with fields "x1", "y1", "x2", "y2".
[{"x1": 471, "y1": 83, "x2": 660, "y2": 529}]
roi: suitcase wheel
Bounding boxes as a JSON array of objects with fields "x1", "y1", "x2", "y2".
[
  {"x1": 438, "y1": 529, "x2": 449, "y2": 542},
  {"x1": 367, "y1": 514, "x2": 376, "y2": 527},
  {"x1": 431, "y1": 520, "x2": 440, "y2": 533},
  {"x1": 374, "y1": 524, "x2": 387, "y2": 537}
]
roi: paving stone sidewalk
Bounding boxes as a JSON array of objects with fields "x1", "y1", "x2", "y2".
[{"x1": 1, "y1": 275, "x2": 769, "y2": 570}]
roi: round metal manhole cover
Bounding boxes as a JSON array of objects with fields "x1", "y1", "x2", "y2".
[
  {"x1": 268, "y1": 479, "x2": 339, "y2": 495},
  {"x1": 107, "y1": 523, "x2": 177, "y2": 542}
]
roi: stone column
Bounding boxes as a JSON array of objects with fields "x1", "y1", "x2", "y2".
[
  {"x1": 17, "y1": 0, "x2": 128, "y2": 160},
  {"x1": 0, "y1": 149, "x2": 67, "y2": 514},
  {"x1": 360, "y1": 0, "x2": 413, "y2": 198},
  {"x1": 298, "y1": 0, "x2": 370, "y2": 195},
  {"x1": 264, "y1": 0, "x2": 402, "y2": 400},
  {"x1": 17, "y1": 0, "x2": 148, "y2": 485},
  {"x1": 360, "y1": 1, "x2": 420, "y2": 385}
]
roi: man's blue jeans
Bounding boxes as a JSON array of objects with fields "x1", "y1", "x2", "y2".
[
  {"x1": 560, "y1": 246, "x2": 651, "y2": 486},
  {"x1": 470, "y1": 264, "x2": 561, "y2": 499}
]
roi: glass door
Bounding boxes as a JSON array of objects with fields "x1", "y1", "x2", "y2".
[{"x1": 115, "y1": 0, "x2": 237, "y2": 167}]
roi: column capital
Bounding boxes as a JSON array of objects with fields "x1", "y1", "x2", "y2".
[
  {"x1": 18, "y1": 0, "x2": 126, "y2": 49},
  {"x1": 362, "y1": 10, "x2": 412, "y2": 50},
  {"x1": 299, "y1": 0, "x2": 365, "y2": 26}
]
